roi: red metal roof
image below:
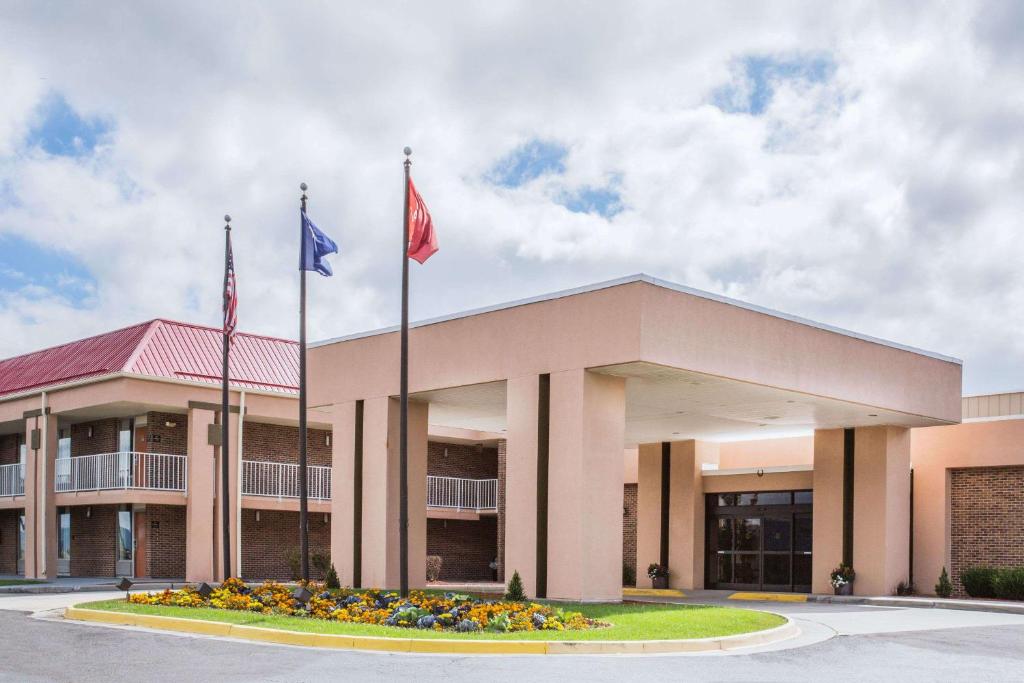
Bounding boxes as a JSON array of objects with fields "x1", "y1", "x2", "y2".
[{"x1": 0, "y1": 320, "x2": 299, "y2": 398}]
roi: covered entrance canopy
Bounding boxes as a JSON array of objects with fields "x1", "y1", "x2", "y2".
[{"x1": 310, "y1": 275, "x2": 962, "y2": 600}]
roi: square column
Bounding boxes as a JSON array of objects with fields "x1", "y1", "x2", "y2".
[
  {"x1": 812, "y1": 427, "x2": 912, "y2": 596},
  {"x1": 185, "y1": 407, "x2": 215, "y2": 582},
  {"x1": 546, "y1": 369, "x2": 626, "y2": 601},
  {"x1": 213, "y1": 411, "x2": 241, "y2": 580},
  {"x1": 636, "y1": 440, "x2": 718, "y2": 590},
  {"x1": 635, "y1": 443, "x2": 662, "y2": 589},
  {"x1": 360, "y1": 396, "x2": 427, "y2": 589},
  {"x1": 23, "y1": 413, "x2": 57, "y2": 579},
  {"x1": 852, "y1": 426, "x2": 911, "y2": 596},
  {"x1": 503, "y1": 375, "x2": 540, "y2": 597},
  {"x1": 668, "y1": 440, "x2": 717, "y2": 590},
  {"x1": 329, "y1": 401, "x2": 358, "y2": 586},
  {"x1": 812, "y1": 429, "x2": 844, "y2": 594}
]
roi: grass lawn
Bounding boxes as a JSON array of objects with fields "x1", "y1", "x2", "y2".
[
  {"x1": 80, "y1": 599, "x2": 785, "y2": 641},
  {"x1": 0, "y1": 579, "x2": 44, "y2": 587}
]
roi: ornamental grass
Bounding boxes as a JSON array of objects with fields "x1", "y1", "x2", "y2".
[{"x1": 128, "y1": 579, "x2": 607, "y2": 633}]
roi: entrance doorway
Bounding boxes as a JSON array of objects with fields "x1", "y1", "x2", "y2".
[
  {"x1": 705, "y1": 490, "x2": 812, "y2": 592},
  {"x1": 116, "y1": 504, "x2": 133, "y2": 577},
  {"x1": 57, "y1": 507, "x2": 70, "y2": 576}
]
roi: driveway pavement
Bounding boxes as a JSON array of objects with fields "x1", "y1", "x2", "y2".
[{"x1": 0, "y1": 591, "x2": 1021, "y2": 681}]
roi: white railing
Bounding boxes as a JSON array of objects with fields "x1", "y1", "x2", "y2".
[
  {"x1": 55, "y1": 452, "x2": 187, "y2": 493},
  {"x1": 427, "y1": 476, "x2": 498, "y2": 512},
  {"x1": 0, "y1": 463, "x2": 24, "y2": 496},
  {"x1": 242, "y1": 460, "x2": 331, "y2": 500}
]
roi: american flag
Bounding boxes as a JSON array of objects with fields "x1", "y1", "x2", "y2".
[{"x1": 223, "y1": 233, "x2": 238, "y2": 341}]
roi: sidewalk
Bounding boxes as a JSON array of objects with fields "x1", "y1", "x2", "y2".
[{"x1": 0, "y1": 576, "x2": 183, "y2": 594}]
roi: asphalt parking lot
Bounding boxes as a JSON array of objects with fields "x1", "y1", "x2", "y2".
[{"x1": 1, "y1": 592, "x2": 1022, "y2": 682}]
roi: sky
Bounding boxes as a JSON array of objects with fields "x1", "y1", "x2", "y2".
[{"x1": 0, "y1": 1, "x2": 1022, "y2": 395}]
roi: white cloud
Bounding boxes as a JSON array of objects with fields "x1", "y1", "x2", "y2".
[{"x1": 0, "y1": 1, "x2": 1021, "y2": 393}]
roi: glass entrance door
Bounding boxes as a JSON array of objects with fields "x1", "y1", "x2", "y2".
[
  {"x1": 706, "y1": 490, "x2": 813, "y2": 592},
  {"x1": 17, "y1": 514, "x2": 25, "y2": 575},
  {"x1": 116, "y1": 504, "x2": 133, "y2": 577},
  {"x1": 57, "y1": 507, "x2": 71, "y2": 576}
]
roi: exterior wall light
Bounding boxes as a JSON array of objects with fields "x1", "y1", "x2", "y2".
[
  {"x1": 325, "y1": 434, "x2": 331, "y2": 446},
  {"x1": 255, "y1": 510, "x2": 260, "y2": 523},
  {"x1": 165, "y1": 421, "x2": 177, "y2": 428},
  {"x1": 86, "y1": 506, "x2": 92, "y2": 519},
  {"x1": 87, "y1": 426, "x2": 93, "y2": 438}
]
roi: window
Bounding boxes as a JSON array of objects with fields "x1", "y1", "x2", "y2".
[{"x1": 717, "y1": 491, "x2": 793, "y2": 507}]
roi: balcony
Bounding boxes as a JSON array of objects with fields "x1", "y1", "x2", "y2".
[
  {"x1": 241, "y1": 460, "x2": 331, "y2": 500},
  {"x1": 55, "y1": 452, "x2": 187, "y2": 493},
  {"x1": 0, "y1": 463, "x2": 24, "y2": 497},
  {"x1": 427, "y1": 475, "x2": 497, "y2": 512}
]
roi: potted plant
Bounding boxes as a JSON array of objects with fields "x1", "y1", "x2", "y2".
[
  {"x1": 647, "y1": 563, "x2": 669, "y2": 589},
  {"x1": 831, "y1": 563, "x2": 856, "y2": 595}
]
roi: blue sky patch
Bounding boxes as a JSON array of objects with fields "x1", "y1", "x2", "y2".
[
  {"x1": 486, "y1": 139, "x2": 567, "y2": 187},
  {"x1": 0, "y1": 235, "x2": 97, "y2": 306},
  {"x1": 26, "y1": 93, "x2": 111, "y2": 157},
  {"x1": 558, "y1": 182, "x2": 624, "y2": 218},
  {"x1": 713, "y1": 53, "x2": 835, "y2": 115}
]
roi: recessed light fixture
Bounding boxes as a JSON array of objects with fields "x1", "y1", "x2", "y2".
[{"x1": 868, "y1": 414, "x2": 878, "y2": 417}]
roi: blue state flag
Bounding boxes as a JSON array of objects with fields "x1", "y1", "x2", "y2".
[{"x1": 300, "y1": 210, "x2": 339, "y2": 276}]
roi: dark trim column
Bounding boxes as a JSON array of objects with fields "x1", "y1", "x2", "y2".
[
  {"x1": 659, "y1": 442, "x2": 671, "y2": 568},
  {"x1": 352, "y1": 400, "x2": 364, "y2": 588},
  {"x1": 535, "y1": 373, "x2": 550, "y2": 599},
  {"x1": 842, "y1": 428, "x2": 855, "y2": 567}
]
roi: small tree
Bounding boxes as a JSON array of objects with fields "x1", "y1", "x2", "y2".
[
  {"x1": 505, "y1": 570, "x2": 527, "y2": 602},
  {"x1": 935, "y1": 566, "x2": 953, "y2": 598},
  {"x1": 324, "y1": 563, "x2": 341, "y2": 590}
]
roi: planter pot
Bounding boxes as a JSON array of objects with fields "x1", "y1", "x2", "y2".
[
  {"x1": 834, "y1": 582, "x2": 853, "y2": 596},
  {"x1": 652, "y1": 576, "x2": 669, "y2": 589}
]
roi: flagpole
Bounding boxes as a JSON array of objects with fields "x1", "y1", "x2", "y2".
[
  {"x1": 299, "y1": 183, "x2": 310, "y2": 584},
  {"x1": 221, "y1": 214, "x2": 233, "y2": 580},
  {"x1": 399, "y1": 147, "x2": 412, "y2": 597}
]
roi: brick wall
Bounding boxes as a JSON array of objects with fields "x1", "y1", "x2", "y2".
[
  {"x1": 144, "y1": 412, "x2": 188, "y2": 456},
  {"x1": 427, "y1": 517, "x2": 498, "y2": 582},
  {"x1": 240, "y1": 509, "x2": 331, "y2": 580},
  {"x1": 145, "y1": 505, "x2": 186, "y2": 578},
  {"x1": 427, "y1": 442, "x2": 498, "y2": 479},
  {"x1": 496, "y1": 439, "x2": 506, "y2": 583},
  {"x1": 243, "y1": 422, "x2": 332, "y2": 467},
  {"x1": 70, "y1": 505, "x2": 117, "y2": 576},
  {"x1": 0, "y1": 434, "x2": 20, "y2": 466},
  {"x1": 70, "y1": 419, "x2": 120, "y2": 457},
  {"x1": 0, "y1": 509, "x2": 19, "y2": 574},
  {"x1": 623, "y1": 483, "x2": 638, "y2": 585},
  {"x1": 950, "y1": 465, "x2": 1024, "y2": 596}
]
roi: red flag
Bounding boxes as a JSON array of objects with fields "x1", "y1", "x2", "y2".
[{"x1": 406, "y1": 177, "x2": 438, "y2": 264}]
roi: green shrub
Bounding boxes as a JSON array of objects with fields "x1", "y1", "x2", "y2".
[
  {"x1": 284, "y1": 548, "x2": 301, "y2": 581},
  {"x1": 505, "y1": 570, "x2": 527, "y2": 602},
  {"x1": 311, "y1": 552, "x2": 331, "y2": 579},
  {"x1": 934, "y1": 567, "x2": 953, "y2": 598},
  {"x1": 960, "y1": 566, "x2": 998, "y2": 598},
  {"x1": 622, "y1": 562, "x2": 636, "y2": 587},
  {"x1": 992, "y1": 567, "x2": 1024, "y2": 601},
  {"x1": 324, "y1": 563, "x2": 340, "y2": 590}
]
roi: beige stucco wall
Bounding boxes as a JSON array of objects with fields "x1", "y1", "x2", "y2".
[
  {"x1": 717, "y1": 436, "x2": 814, "y2": 469},
  {"x1": 309, "y1": 280, "x2": 960, "y2": 424},
  {"x1": 911, "y1": 419, "x2": 1024, "y2": 595}
]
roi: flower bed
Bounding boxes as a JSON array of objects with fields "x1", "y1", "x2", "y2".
[{"x1": 129, "y1": 578, "x2": 605, "y2": 633}]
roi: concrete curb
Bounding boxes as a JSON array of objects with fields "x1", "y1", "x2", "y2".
[
  {"x1": 807, "y1": 595, "x2": 1024, "y2": 615},
  {"x1": 0, "y1": 583, "x2": 180, "y2": 595},
  {"x1": 63, "y1": 607, "x2": 799, "y2": 655}
]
